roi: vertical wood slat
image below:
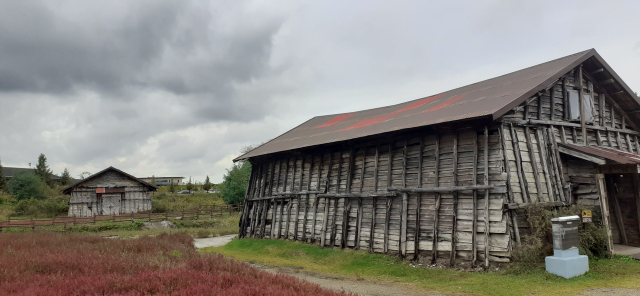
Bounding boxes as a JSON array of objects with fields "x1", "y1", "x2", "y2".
[
  {"x1": 599, "y1": 94, "x2": 605, "y2": 127},
  {"x1": 616, "y1": 132, "x2": 624, "y2": 151},
  {"x1": 578, "y1": 66, "x2": 587, "y2": 145},
  {"x1": 546, "y1": 127, "x2": 566, "y2": 202},
  {"x1": 525, "y1": 126, "x2": 543, "y2": 202},
  {"x1": 500, "y1": 125, "x2": 521, "y2": 246},
  {"x1": 355, "y1": 149, "x2": 366, "y2": 250},
  {"x1": 331, "y1": 152, "x2": 344, "y2": 246},
  {"x1": 285, "y1": 198, "x2": 292, "y2": 239},
  {"x1": 572, "y1": 127, "x2": 578, "y2": 144},
  {"x1": 560, "y1": 126, "x2": 567, "y2": 144},
  {"x1": 596, "y1": 130, "x2": 602, "y2": 146},
  {"x1": 341, "y1": 149, "x2": 355, "y2": 248},
  {"x1": 471, "y1": 129, "x2": 478, "y2": 266},
  {"x1": 636, "y1": 136, "x2": 640, "y2": 154},
  {"x1": 384, "y1": 144, "x2": 393, "y2": 254},
  {"x1": 626, "y1": 134, "x2": 633, "y2": 153},
  {"x1": 550, "y1": 87, "x2": 555, "y2": 120},
  {"x1": 271, "y1": 198, "x2": 277, "y2": 239},
  {"x1": 401, "y1": 141, "x2": 408, "y2": 257},
  {"x1": 450, "y1": 131, "x2": 458, "y2": 266},
  {"x1": 483, "y1": 126, "x2": 490, "y2": 267},
  {"x1": 321, "y1": 153, "x2": 334, "y2": 247},
  {"x1": 260, "y1": 162, "x2": 274, "y2": 237},
  {"x1": 302, "y1": 156, "x2": 313, "y2": 241},
  {"x1": 537, "y1": 94, "x2": 543, "y2": 120},
  {"x1": 370, "y1": 146, "x2": 380, "y2": 252},
  {"x1": 249, "y1": 164, "x2": 263, "y2": 238},
  {"x1": 509, "y1": 124, "x2": 530, "y2": 203},
  {"x1": 562, "y1": 78, "x2": 569, "y2": 120},
  {"x1": 549, "y1": 128, "x2": 569, "y2": 203},
  {"x1": 294, "y1": 156, "x2": 305, "y2": 241},
  {"x1": 311, "y1": 154, "x2": 323, "y2": 243},
  {"x1": 608, "y1": 178, "x2": 628, "y2": 245},
  {"x1": 431, "y1": 135, "x2": 441, "y2": 264},
  {"x1": 413, "y1": 138, "x2": 424, "y2": 260}
]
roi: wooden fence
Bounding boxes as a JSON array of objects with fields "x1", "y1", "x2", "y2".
[{"x1": 0, "y1": 204, "x2": 243, "y2": 232}]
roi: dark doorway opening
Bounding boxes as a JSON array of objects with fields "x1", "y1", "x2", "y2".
[{"x1": 606, "y1": 173, "x2": 640, "y2": 247}]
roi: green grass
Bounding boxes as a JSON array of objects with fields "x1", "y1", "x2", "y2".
[
  {"x1": 99, "y1": 214, "x2": 240, "y2": 238},
  {"x1": 203, "y1": 239, "x2": 640, "y2": 296}
]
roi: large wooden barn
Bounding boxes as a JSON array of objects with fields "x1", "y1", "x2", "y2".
[
  {"x1": 63, "y1": 167, "x2": 156, "y2": 217},
  {"x1": 236, "y1": 49, "x2": 640, "y2": 266}
]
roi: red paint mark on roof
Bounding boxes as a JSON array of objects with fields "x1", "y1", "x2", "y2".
[
  {"x1": 314, "y1": 113, "x2": 356, "y2": 128},
  {"x1": 340, "y1": 94, "x2": 443, "y2": 131},
  {"x1": 422, "y1": 95, "x2": 466, "y2": 113}
]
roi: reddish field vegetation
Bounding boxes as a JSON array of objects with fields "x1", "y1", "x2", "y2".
[{"x1": 0, "y1": 233, "x2": 350, "y2": 296}]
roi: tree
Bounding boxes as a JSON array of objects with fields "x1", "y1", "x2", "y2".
[
  {"x1": 186, "y1": 177, "x2": 193, "y2": 193},
  {"x1": 221, "y1": 161, "x2": 251, "y2": 205},
  {"x1": 78, "y1": 172, "x2": 91, "y2": 179},
  {"x1": 203, "y1": 176, "x2": 212, "y2": 191},
  {"x1": 35, "y1": 153, "x2": 53, "y2": 187},
  {"x1": 151, "y1": 175, "x2": 156, "y2": 186},
  {"x1": 8, "y1": 172, "x2": 45, "y2": 201},
  {"x1": 169, "y1": 179, "x2": 176, "y2": 193},
  {"x1": 60, "y1": 168, "x2": 71, "y2": 186},
  {"x1": 0, "y1": 158, "x2": 6, "y2": 192}
]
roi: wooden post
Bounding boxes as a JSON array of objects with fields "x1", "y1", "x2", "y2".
[
  {"x1": 355, "y1": 197, "x2": 363, "y2": 250},
  {"x1": 384, "y1": 197, "x2": 392, "y2": 254},
  {"x1": 560, "y1": 126, "x2": 567, "y2": 144},
  {"x1": 596, "y1": 129, "x2": 602, "y2": 146},
  {"x1": 537, "y1": 94, "x2": 543, "y2": 120},
  {"x1": 431, "y1": 135, "x2": 440, "y2": 264},
  {"x1": 302, "y1": 156, "x2": 314, "y2": 241},
  {"x1": 483, "y1": 126, "x2": 490, "y2": 267},
  {"x1": 400, "y1": 192, "x2": 408, "y2": 257},
  {"x1": 633, "y1": 175, "x2": 640, "y2": 243},
  {"x1": 609, "y1": 179, "x2": 628, "y2": 245},
  {"x1": 626, "y1": 134, "x2": 634, "y2": 153},
  {"x1": 331, "y1": 152, "x2": 344, "y2": 246},
  {"x1": 341, "y1": 198, "x2": 351, "y2": 249},
  {"x1": 536, "y1": 128, "x2": 555, "y2": 201},
  {"x1": 413, "y1": 138, "x2": 424, "y2": 260},
  {"x1": 562, "y1": 77, "x2": 568, "y2": 120},
  {"x1": 471, "y1": 128, "x2": 478, "y2": 266},
  {"x1": 321, "y1": 197, "x2": 330, "y2": 247},
  {"x1": 635, "y1": 136, "x2": 640, "y2": 153},
  {"x1": 549, "y1": 87, "x2": 555, "y2": 120},
  {"x1": 370, "y1": 196, "x2": 377, "y2": 253},
  {"x1": 599, "y1": 94, "x2": 605, "y2": 127},
  {"x1": 450, "y1": 131, "x2": 458, "y2": 267}
]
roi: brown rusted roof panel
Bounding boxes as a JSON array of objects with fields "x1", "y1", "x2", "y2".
[
  {"x1": 237, "y1": 50, "x2": 600, "y2": 161},
  {"x1": 559, "y1": 143, "x2": 640, "y2": 164}
]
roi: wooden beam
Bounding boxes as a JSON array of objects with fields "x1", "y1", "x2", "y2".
[
  {"x1": 373, "y1": 146, "x2": 380, "y2": 192},
  {"x1": 525, "y1": 126, "x2": 543, "y2": 203},
  {"x1": 483, "y1": 126, "x2": 490, "y2": 267},
  {"x1": 370, "y1": 196, "x2": 377, "y2": 253},
  {"x1": 562, "y1": 78, "x2": 569, "y2": 120},
  {"x1": 509, "y1": 124, "x2": 531, "y2": 203},
  {"x1": 560, "y1": 126, "x2": 567, "y2": 144},
  {"x1": 285, "y1": 197, "x2": 292, "y2": 239},
  {"x1": 599, "y1": 94, "x2": 605, "y2": 126},
  {"x1": 579, "y1": 66, "x2": 587, "y2": 145},
  {"x1": 557, "y1": 146, "x2": 607, "y2": 165},
  {"x1": 549, "y1": 88, "x2": 555, "y2": 120},
  {"x1": 599, "y1": 78, "x2": 615, "y2": 85},
  {"x1": 546, "y1": 128, "x2": 565, "y2": 202},
  {"x1": 294, "y1": 156, "x2": 305, "y2": 241},
  {"x1": 571, "y1": 127, "x2": 578, "y2": 144},
  {"x1": 504, "y1": 201, "x2": 564, "y2": 209},
  {"x1": 538, "y1": 94, "x2": 543, "y2": 120},
  {"x1": 271, "y1": 199, "x2": 277, "y2": 239},
  {"x1": 633, "y1": 175, "x2": 640, "y2": 244},
  {"x1": 596, "y1": 129, "x2": 602, "y2": 146},
  {"x1": 596, "y1": 174, "x2": 614, "y2": 252},
  {"x1": 388, "y1": 185, "x2": 496, "y2": 193},
  {"x1": 501, "y1": 126, "x2": 521, "y2": 246},
  {"x1": 590, "y1": 68, "x2": 604, "y2": 75},
  {"x1": 311, "y1": 155, "x2": 324, "y2": 243},
  {"x1": 341, "y1": 198, "x2": 351, "y2": 249},
  {"x1": 626, "y1": 134, "x2": 633, "y2": 153}
]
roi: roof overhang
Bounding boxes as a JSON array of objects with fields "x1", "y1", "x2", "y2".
[
  {"x1": 62, "y1": 166, "x2": 158, "y2": 195},
  {"x1": 558, "y1": 143, "x2": 640, "y2": 165}
]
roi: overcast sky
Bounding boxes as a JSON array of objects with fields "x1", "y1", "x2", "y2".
[{"x1": 1, "y1": 1, "x2": 639, "y2": 184}]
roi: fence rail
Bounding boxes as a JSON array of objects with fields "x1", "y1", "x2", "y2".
[{"x1": 0, "y1": 204, "x2": 243, "y2": 232}]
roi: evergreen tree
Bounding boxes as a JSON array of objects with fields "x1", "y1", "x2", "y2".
[
  {"x1": 0, "y1": 158, "x2": 6, "y2": 192},
  {"x1": 8, "y1": 172, "x2": 45, "y2": 201},
  {"x1": 35, "y1": 153, "x2": 53, "y2": 187},
  {"x1": 203, "y1": 176, "x2": 212, "y2": 191},
  {"x1": 151, "y1": 175, "x2": 156, "y2": 186},
  {"x1": 60, "y1": 168, "x2": 71, "y2": 186},
  {"x1": 169, "y1": 179, "x2": 176, "y2": 193}
]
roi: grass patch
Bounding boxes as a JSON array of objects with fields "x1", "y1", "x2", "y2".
[{"x1": 204, "y1": 239, "x2": 640, "y2": 296}]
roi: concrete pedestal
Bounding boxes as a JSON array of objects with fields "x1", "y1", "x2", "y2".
[{"x1": 545, "y1": 248, "x2": 589, "y2": 278}]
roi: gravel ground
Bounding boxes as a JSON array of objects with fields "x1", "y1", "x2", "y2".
[{"x1": 579, "y1": 288, "x2": 640, "y2": 296}]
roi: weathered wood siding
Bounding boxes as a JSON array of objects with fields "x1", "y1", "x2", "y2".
[{"x1": 68, "y1": 171, "x2": 152, "y2": 217}]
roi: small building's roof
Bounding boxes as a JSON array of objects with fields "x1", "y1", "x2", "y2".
[
  {"x1": 62, "y1": 166, "x2": 157, "y2": 194},
  {"x1": 559, "y1": 143, "x2": 640, "y2": 165},
  {"x1": 236, "y1": 49, "x2": 640, "y2": 161},
  {"x1": 2, "y1": 167, "x2": 63, "y2": 180}
]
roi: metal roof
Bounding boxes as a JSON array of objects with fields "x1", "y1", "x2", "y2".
[
  {"x1": 558, "y1": 143, "x2": 640, "y2": 165},
  {"x1": 62, "y1": 166, "x2": 157, "y2": 194},
  {"x1": 237, "y1": 49, "x2": 640, "y2": 161}
]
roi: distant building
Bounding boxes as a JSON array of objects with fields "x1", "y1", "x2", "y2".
[
  {"x1": 138, "y1": 176, "x2": 184, "y2": 186},
  {"x1": 63, "y1": 167, "x2": 157, "y2": 217}
]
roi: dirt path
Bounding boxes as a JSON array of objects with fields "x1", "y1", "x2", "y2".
[
  {"x1": 193, "y1": 234, "x2": 237, "y2": 248},
  {"x1": 250, "y1": 263, "x2": 454, "y2": 296}
]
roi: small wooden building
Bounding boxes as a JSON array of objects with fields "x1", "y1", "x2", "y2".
[
  {"x1": 63, "y1": 167, "x2": 157, "y2": 217},
  {"x1": 236, "y1": 49, "x2": 640, "y2": 266}
]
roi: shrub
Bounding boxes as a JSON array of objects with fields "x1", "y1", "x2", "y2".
[
  {"x1": 196, "y1": 230, "x2": 211, "y2": 238},
  {"x1": 0, "y1": 233, "x2": 348, "y2": 296},
  {"x1": 222, "y1": 162, "x2": 251, "y2": 205},
  {"x1": 512, "y1": 204, "x2": 612, "y2": 263},
  {"x1": 13, "y1": 197, "x2": 69, "y2": 218},
  {"x1": 7, "y1": 172, "x2": 45, "y2": 201}
]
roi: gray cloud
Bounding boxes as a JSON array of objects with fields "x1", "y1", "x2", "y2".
[{"x1": 1, "y1": 0, "x2": 639, "y2": 183}]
